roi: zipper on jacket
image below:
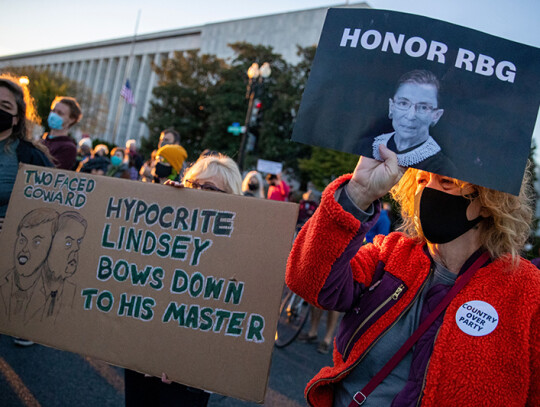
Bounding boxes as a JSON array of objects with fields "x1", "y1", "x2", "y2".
[
  {"x1": 306, "y1": 268, "x2": 433, "y2": 407},
  {"x1": 342, "y1": 284, "x2": 405, "y2": 358}
]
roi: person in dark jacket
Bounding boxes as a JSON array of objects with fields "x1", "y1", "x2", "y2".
[
  {"x1": 125, "y1": 139, "x2": 143, "y2": 174},
  {"x1": 73, "y1": 136, "x2": 92, "y2": 171},
  {"x1": 0, "y1": 74, "x2": 55, "y2": 348},
  {"x1": 0, "y1": 74, "x2": 54, "y2": 231},
  {"x1": 151, "y1": 144, "x2": 187, "y2": 184},
  {"x1": 364, "y1": 201, "x2": 392, "y2": 243},
  {"x1": 41, "y1": 96, "x2": 82, "y2": 170}
]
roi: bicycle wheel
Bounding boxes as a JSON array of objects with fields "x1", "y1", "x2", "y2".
[{"x1": 275, "y1": 288, "x2": 310, "y2": 348}]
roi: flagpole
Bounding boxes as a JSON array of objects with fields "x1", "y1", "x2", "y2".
[{"x1": 111, "y1": 9, "x2": 141, "y2": 146}]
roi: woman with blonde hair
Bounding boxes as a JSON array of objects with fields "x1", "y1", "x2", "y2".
[
  {"x1": 241, "y1": 170, "x2": 265, "y2": 198},
  {"x1": 286, "y1": 144, "x2": 539, "y2": 406},
  {"x1": 182, "y1": 153, "x2": 242, "y2": 195},
  {"x1": 0, "y1": 74, "x2": 53, "y2": 230}
]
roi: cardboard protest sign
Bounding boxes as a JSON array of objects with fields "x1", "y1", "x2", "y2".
[
  {"x1": 292, "y1": 8, "x2": 540, "y2": 195},
  {"x1": 0, "y1": 165, "x2": 298, "y2": 403},
  {"x1": 257, "y1": 159, "x2": 283, "y2": 175}
]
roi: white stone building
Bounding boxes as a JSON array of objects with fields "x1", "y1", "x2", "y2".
[{"x1": 0, "y1": 3, "x2": 368, "y2": 146}]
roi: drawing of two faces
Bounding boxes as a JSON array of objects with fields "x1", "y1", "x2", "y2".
[{"x1": 14, "y1": 208, "x2": 87, "y2": 283}]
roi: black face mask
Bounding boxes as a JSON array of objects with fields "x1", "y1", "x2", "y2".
[
  {"x1": 155, "y1": 162, "x2": 173, "y2": 178},
  {"x1": 248, "y1": 181, "x2": 259, "y2": 191},
  {"x1": 419, "y1": 187, "x2": 482, "y2": 244},
  {"x1": 0, "y1": 108, "x2": 15, "y2": 132}
]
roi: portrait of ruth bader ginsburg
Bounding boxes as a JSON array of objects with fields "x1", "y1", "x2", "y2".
[{"x1": 372, "y1": 69, "x2": 456, "y2": 174}]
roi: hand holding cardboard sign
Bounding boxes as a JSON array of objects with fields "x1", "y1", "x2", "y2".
[
  {"x1": 161, "y1": 373, "x2": 172, "y2": 384},
  {"x1": 164, "y1": 179, "x2": 184, "y2": 188},
  {"x1": 143, "y1": 373, "x2": 173, "y2": 384},
  {"x1": 346, "y1": 144, "x2": 405, "y2": 210}
]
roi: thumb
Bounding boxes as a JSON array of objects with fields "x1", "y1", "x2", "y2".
[
  {"x1": 161, "y1": 373, "x2": 172, "y2": 384},
  {"x1": 379, "y1": 144, "x2": 406, "y2": 179},
  {"x1": 378, "y1": 144, "x2": 398, "y2": 167}
]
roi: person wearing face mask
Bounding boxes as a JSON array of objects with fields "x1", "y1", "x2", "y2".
[
  {"x1": 286, "y1": 144, "x2": 539, "y2": 407},
  {"x1": 241, "y1": 170, "x2": 265, "y2": 198},
  {"x1": 106, "y1": 147, "x2": 131, "y2": 179},
  {"x1": 0, "y1": 74, "x2": 54, "y2": 231},
  {"x1": 139, "y1": 128, "x2": 183, "y2": 183},
  {"x1": 151, "y1": 144, "x2": 187, "y2": 184},
  {"x1": 41, "y1": 96, "x2": 82, "y2": 170}
]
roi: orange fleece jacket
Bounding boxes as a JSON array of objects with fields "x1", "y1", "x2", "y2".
[{"x1": 286, "y1": 175, "x2": 540, "y2": 407}]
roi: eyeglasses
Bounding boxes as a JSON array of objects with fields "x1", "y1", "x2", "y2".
[
  {"x1": 184, "y1": 179, "x2": 226, "y2": 193},
  {"x1": 392, "y1": 98, "x2": 437, "y2": 116}
]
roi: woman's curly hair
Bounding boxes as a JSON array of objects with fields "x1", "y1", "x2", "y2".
[{"x1": 390, "y1": 166, "x2": 534, "y2": 262}]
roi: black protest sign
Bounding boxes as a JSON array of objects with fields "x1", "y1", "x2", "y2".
[{"x1": 292, "y1": 8, "x2": 540, "y2": 194}]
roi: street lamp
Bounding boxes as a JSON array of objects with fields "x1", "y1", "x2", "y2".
[{"x1": 237, "y1": 62, "x2": 271, "y2": 171}]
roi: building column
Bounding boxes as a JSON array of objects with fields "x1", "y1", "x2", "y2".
[
  {"x1": 86, "y1": 59, "x2": 97, "y2": 89},
  {"x1": 106, "y1": 56, "x2": 127, "y2": 143},
  {"x1": 138, "y1": 53, "x2": 161, "y2": 142},
  {"x1": 92, "y1": 59, "x2": 104, "y2": 95},
  {"x1": 76, "y1": 60, "x2": 86, "y2": 84},
  {"x1": 62, "y1": 62, "x2": 69, "y2": 77},
  {"x1": 66, "y1": 61, "x2": 75, "y2": 80},
  {"x1": 125, "y1": 53, "x2": 149, "y2": 146},
  {"x1": 101, "y1": 58, "x2": 114, "y2": 101}
]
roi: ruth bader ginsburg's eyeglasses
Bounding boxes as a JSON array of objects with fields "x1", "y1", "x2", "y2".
[
  {"x1": 183, "y1": 179, "x2": 226, "y2": 193},
  {"x1": 392, "y1": 98, "x2": 438, "y2": 116}
]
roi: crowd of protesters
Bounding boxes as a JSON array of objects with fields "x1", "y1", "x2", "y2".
[
  {"x1": 1, "y1": 69, "x2": 538, "y2": 407},
  {"x1": 0, "y1": 72, "x2": 329, "y2": 407}
]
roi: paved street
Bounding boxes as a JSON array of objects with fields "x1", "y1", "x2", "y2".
[{"x1": 0, "y1": 319, "x2": 334, "y2": 407}]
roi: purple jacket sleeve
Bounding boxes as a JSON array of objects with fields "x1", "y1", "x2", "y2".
[{"x1": 317, "y1": 188, "x2": 382, "y2": 311}]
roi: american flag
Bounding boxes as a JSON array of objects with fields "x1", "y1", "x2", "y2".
[{"x1": 120, "y1": 79, "x2": 136, "y2": 106}]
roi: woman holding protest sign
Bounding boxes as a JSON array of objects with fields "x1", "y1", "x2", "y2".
[
  {"x1": 179, "y1": 152, "x2": 242, "y2": 195},
  {"x1": 124, "y1": 152, "x2": 242, "y2": 407},
  {"x1": 286, "y1": 144, "x2": 539, "y2": 406},
  {"x1": 0, "y1": 74, "x2": 53, "y2": 231}
]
